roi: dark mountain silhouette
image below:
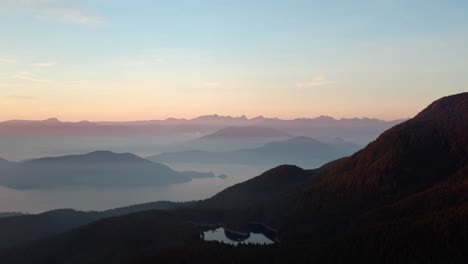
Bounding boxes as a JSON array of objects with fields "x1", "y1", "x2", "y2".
[
  {"x1": 0, "y1": 151, "x2": 214, "y2": 189},
  {"x1": 0, "y1": 212, "x2": 24, "y2": 218},
  {"x1": 0, "y1": 210, "x2": 219, "y2": 264},
  {"x1": 148, "y1": 136, "x2": 360, "y2": 168},
  {"x1": 197, "y1": 165, "x2": 311, "y2": 210},
  {"x1": 255, "y1": 92, "x2": 468, "y2": 250},
  {"x1": 0, "y1": 93, "x2": 465, "y2": 263},
  {"x1": 0, "y1": 201, "x2": 183, "y2": 249},
  {"x1": 309, "y1": 92, "x2": 467, "y2": 193},
  {"x1": 0, "y1": 209, "x2": 101, "y2": 250}
]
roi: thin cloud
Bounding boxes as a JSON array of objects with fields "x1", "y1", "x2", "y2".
[
  {"x1": 2, "y1": 0, "x2": 104, "y2": 26},
  {"x1": 32, "y1": 61, "x2": 58, "y2": 67},
  {"x1": 12, "y1": 72, "x2": 50, "y2": 83},
  {"x1": 296, "y1": 76, "x2": 335, "y2": 88},
  {"x1": 40, "y1": 7, "x2": 103, "y2": 26}
]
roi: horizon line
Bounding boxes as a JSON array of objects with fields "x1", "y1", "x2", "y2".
[{"x1": 0, "y1": 114, "x2": 410, "y2": 124}]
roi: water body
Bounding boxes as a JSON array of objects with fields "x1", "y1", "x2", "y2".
[
  {"x1": 202, "y1": 227, "x2": 275, "y2": 245},
  {"x1": 0, "y1": 163, "x2": 269, "y2": 213}
]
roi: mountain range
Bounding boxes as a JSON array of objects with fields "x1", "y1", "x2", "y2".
[
  {"x1": 148, "y1": 136, "x2": 360, "y2": 168},
  {"x1": 0, "y1": 92, "x2": 465, "y2": 263},
  {"x1": 0, "y1": 115, "x2": 400, "y2": 127},
  {"x1": 0, "y1": 114, "x2": 403, "y2": 142},
  {"x1": 0, "y1": 114, "x2": 403, "y2": 161},
  {"x1": 160, "y1": 126, "x2": 295, "y2": 152}
]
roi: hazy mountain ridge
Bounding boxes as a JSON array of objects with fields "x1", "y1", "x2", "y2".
[
  {"x1": 28, "y1": 151, "x2": 151, "y2": 164},
  {"x1": 0, "y1": 115, "x2": 402, "y2": 161},
  {"x1": 199, "y1": 126, "x2": 291, "y2": 140},
  {"x1": 0, "y1": 115, "x2": 402, "y2": 140},
  {"x1": 0, "y1": 115, "x2": 404, "y2": 127},
  {"x1": 0, "y1": 151, "x2": 215, "y2": 189},
  {"x1": 162, "y1": 126, "x2": 295, "y2": 152},
  {"x1": 149, "y1": 136, "x2": 360, "y2": 168}
]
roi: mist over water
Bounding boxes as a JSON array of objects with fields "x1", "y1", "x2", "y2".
[
  {"x1": 0, "y1": 163, "x2": 268, "y2": 213},
  {"x1": 0, "y1": 121, "x2": 374, "y2": 213}
]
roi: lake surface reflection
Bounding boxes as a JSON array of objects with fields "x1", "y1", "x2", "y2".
[{"x1": 203, "y1": 227, "x2": 275, "y2": 245}]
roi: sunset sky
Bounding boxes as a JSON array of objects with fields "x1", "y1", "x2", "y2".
[{"x1": 1, "y1": 0, "x2": 467, "y2": 121}]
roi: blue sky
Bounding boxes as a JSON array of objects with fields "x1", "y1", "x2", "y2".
[{"x1": 0, "y1": 0, "x2": 467, "y2": 121}]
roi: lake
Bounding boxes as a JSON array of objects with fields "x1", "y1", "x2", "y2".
[{"x1": 202, "y1": 227, "x2": 275, "y2": 245}]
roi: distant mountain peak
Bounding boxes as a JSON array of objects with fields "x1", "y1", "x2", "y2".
[
  {"x1": 200, "y1": 126, "x2": 290, "y2": 140},
  {"x1": 289, "y1": 136, "x2": 315, "y2": 141},
  {"x1": 315, "y1": 115, "x2": 335, "y2": 121},
  {"x1": 165, "y1": 117, "x2": 186, "y2": 121},
  {"x1": 414, "y1": 92, "x2": 468, "y2": 121},
  {"x1": 42, "y1": 118, "x2": 61, "y2": 123},
  {"x1": 29, "y1": 151, "x2": 151, "y2": 164},
  {"x1": 87, "y1": 150, "x2": 115, "y2": 155},
  {"x1": 261, "y1": 136, "x2": 322, "y2": 145},
  {"x1": 76, "y1": 120, "x2": 95, "y2": 125},
  {"x1": 192, "y1": 114, "x2": 250, "y2": 121}
]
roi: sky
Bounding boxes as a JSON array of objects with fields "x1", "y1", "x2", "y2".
[{"x1": 0, "y1": 0, "x2": 467, "y2": 121}]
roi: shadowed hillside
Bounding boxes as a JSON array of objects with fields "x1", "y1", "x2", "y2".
[
  {"x1": 262, "y1": 93, "x2": 468, "y2": 239},
  {"x1": 0, "y1": 201, "x2": 183, "y2": 249},
  {"x1": 197, "y1": 165, "x2": 312, "y2": 209}
]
